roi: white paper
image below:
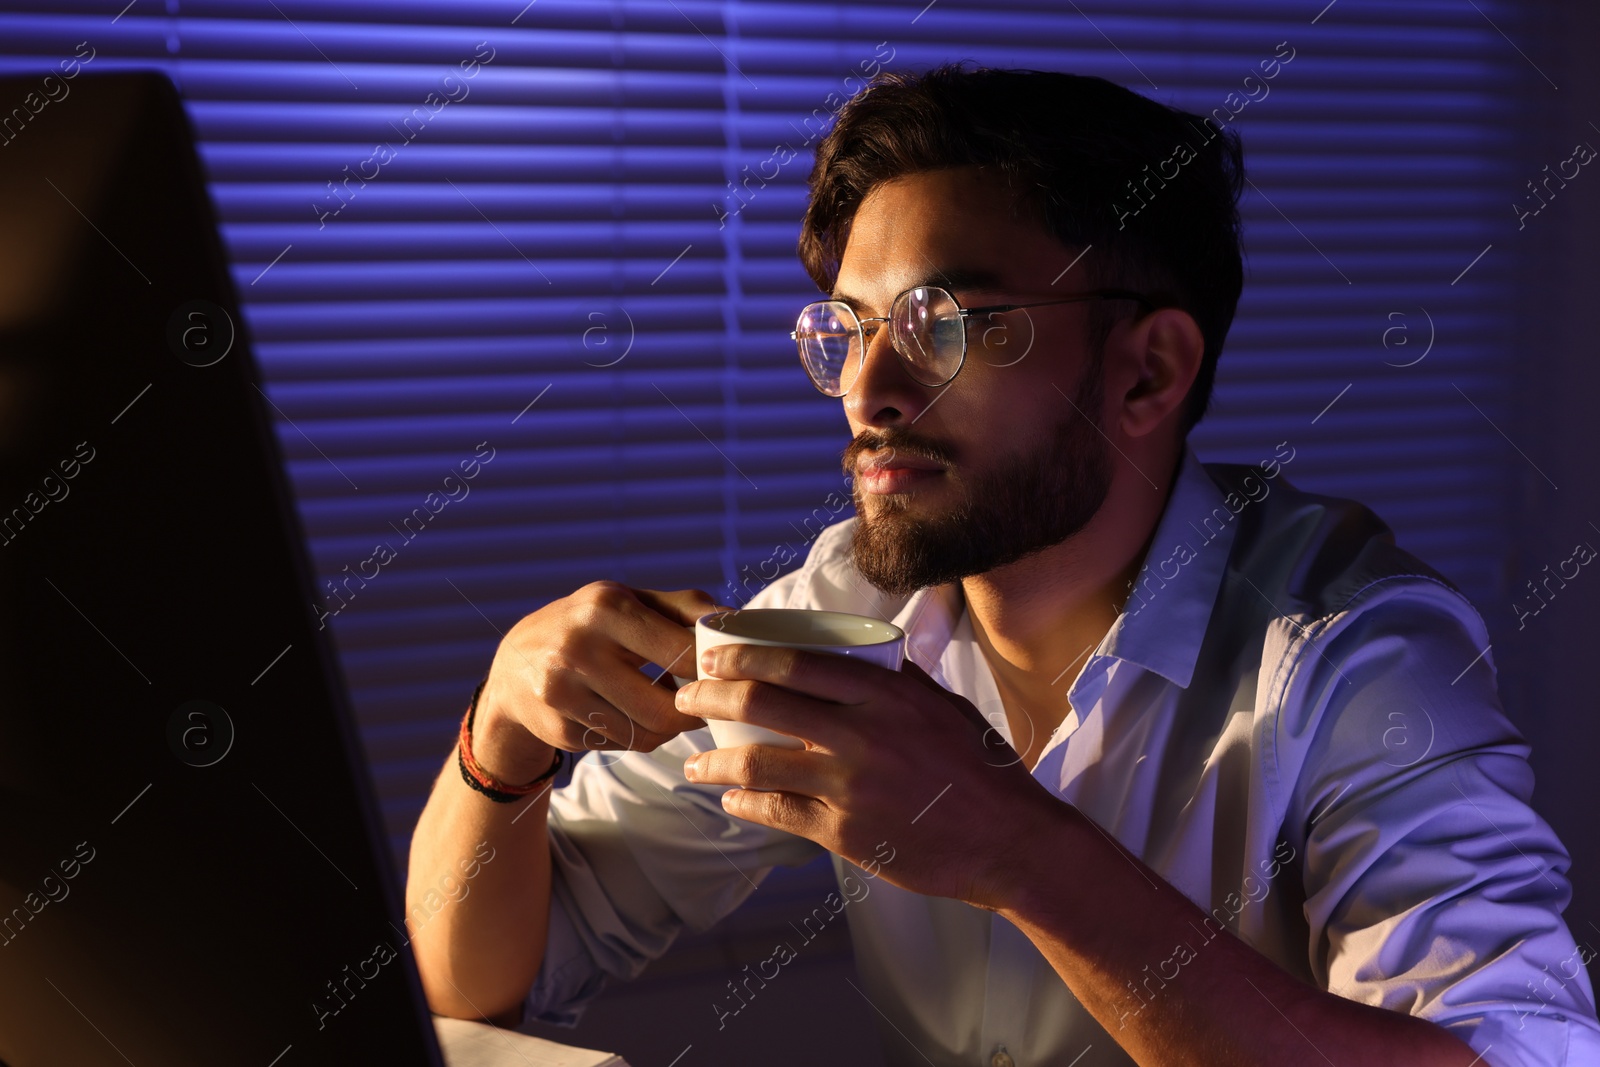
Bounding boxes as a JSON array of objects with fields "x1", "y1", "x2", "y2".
[{"x1": 433, "y1": 1014, "x2": 629, "y2": 1067}]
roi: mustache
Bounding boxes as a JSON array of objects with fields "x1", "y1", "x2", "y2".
[{"x1": 840, "y1": 430, "x2": 953, "y2": 477}]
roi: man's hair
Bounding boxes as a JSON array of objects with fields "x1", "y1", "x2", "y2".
[{"x1": 798, "y1": 64, "x2": 1245, "y2": 433}]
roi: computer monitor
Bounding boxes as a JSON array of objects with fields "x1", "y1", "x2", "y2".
[{"x1": 0, "y1": 70, "x2": 445, "y2": 1066}]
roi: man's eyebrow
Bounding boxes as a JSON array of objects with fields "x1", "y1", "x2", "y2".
[{"x1": 831, "y1": 266, "x2": 1007, "y2": 309}]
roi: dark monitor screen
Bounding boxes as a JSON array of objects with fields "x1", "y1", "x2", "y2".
[{"x1": 0, "y1": 70, "x2": 445, "y2": 1067}]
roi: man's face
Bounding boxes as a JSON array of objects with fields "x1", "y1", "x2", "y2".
[{"x1": 833, "y1": 166, "x2": 1115, "y2": 596}]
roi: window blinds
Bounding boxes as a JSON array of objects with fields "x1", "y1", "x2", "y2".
[{"x1": 0, "y1": 1, "x2": 1530, "y2": 870}]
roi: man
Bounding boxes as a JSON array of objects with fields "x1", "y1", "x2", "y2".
[{"x1": 407, "y1": 66, "x2": 1600, "y2": 1066}]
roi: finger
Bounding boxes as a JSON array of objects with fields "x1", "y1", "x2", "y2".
[
  {"x1": 676, "y1": 677, "x2": 847, "y2": 751},
  {"x1": 631, "y1": 585, "x2": 737, "y2": 628},
  {"x1": 718, "y1": 786, "x2": 829, "y2": 837},
  {"x1": 544, "y1": 671, "x2": 676, "y2": 752},
  {"x1": 899, "y1": 656, "x2": 990, "y2": 733},
  {"x1": 605, "y1": 585, "x2": 735, "y2": 709},
  {"x1": 570, "y1": 584, "x2": 723, "y2": 733},
  {"x1": 586, "y1": 583, "x2": 717, "y2": 678},
  {"x1": 686, "y1": 743, "x2": 832, "y2": 796},
  {"x1": 585, "y1": 648, "x2": 709, "y2": 737},
  {"x1": 700, "y1": 643, "x2": 886, "y2": 705},
  {"x1": 567, "y1": 703, "x2": 642, "y2": 754},
  {"x1": 482, "y1": 653, "x2": 673, "y2": 754},
  {"x1": 898, "y1": 654, "x2": 940, "y2": 688},
  {"x1": 631, "y1": 586, "x2": 737, "y2": 628}
]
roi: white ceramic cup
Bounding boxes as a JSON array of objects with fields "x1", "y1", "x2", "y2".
[{"x1": 671, "y1": 608, "x2": 906, "y2": 750}]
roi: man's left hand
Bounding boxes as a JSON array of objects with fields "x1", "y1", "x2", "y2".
[{"x1": 674, "y1": 643, "x2": 1060, "y2": 910}]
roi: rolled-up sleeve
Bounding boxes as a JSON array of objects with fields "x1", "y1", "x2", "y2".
[
  {"x1": 522, "y1": 569, "x2": 825, "y2": 1025},
  {"x1": 1278, "y1": 578, "x2": 1600, "y2": 1066}
]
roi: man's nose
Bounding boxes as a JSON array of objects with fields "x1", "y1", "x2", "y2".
[{"x1": 844, "y1": 321, "x2": 938, "y2": 427}]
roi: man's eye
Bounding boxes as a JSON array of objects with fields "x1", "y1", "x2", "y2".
[{"x1": 933, "y1": 316, "x2": 966, "y2": 346}]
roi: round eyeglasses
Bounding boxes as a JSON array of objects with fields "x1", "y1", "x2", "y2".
[{"x1": 791, "y1": 285, "x2": 1153, "y2": 397}]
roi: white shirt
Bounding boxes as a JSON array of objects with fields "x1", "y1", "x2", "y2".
[{"x1": 522, "y1": 445, "x2": 1600, "y2": 1067}]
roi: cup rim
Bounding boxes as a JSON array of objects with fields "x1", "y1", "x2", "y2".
[{"x1": 694, "y1": 607, "x2": 905, "y2": 647}]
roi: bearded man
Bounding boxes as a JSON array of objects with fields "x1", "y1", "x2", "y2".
[{"x1": 407, "y1": 65, "x2": 1600, "y2": 1067}]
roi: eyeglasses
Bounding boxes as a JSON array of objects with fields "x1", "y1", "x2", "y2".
[{"x1": 791, "y1": 285, "x2": 1154, "y2": 397}]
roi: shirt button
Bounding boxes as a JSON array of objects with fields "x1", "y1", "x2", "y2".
[{"x1": 990, "y1": 1049, "x2": 1015, "y2": 1067}]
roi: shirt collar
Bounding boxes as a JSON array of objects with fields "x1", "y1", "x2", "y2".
[
  {"x1": 1099, "y1": 443, "x2": 1235, "y2": 689},
  {"x1": 888, "y1": 443, "x2": 1234, "y2": 692}
]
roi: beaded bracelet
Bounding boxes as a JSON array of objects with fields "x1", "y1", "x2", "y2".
[{"x1": 457, "y1": 673, "x2": 564, "y2": 803}]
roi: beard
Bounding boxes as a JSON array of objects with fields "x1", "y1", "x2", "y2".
[{"x1": 842, "y1": 359, "x2": 1113, "y2": 597}]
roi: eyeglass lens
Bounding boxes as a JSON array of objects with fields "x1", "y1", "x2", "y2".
[{"x1": 796, "y1": 287, "x2": 965, "y2": 396}]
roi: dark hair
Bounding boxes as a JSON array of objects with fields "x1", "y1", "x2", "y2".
[{"x1": 799, "y1": 64, "x2": 1245, "y2": 433}]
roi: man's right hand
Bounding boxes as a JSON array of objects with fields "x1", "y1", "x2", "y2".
[{"x1": 471, "y1": 582, "x2": 731, "y2": 782}]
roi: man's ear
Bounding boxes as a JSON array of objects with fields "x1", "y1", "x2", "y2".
[{"x1": 1114, "y1": 307, "x2": 1204, "y2": 439}]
